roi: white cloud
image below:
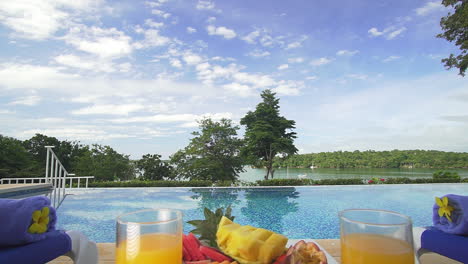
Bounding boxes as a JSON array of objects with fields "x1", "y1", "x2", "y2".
[
  {"x1": 285, "y1": 35, "x2": 308, "y2": 50},
  {"x1": 64, "y1": 26, "x2": 133, "y2": 59},
  {"x1": 196, "y1": 0, "x2": 216, "y2": 10},
  {"x1": 310, "y1": 57, "x2": 332, "y2": 66},
  {"x1": 368, "y1": 26, "x2": 406, "y2": 40},
  {"x1": 241, "y1": 29, "x2": 284, "y2": 48},
  {"x1": 346, "y1": 74, "x2": 368, "y2": 80},
  {"x1": 206, "y1": 25, "x2": 236, "y2": 39},
  {"x1": 134, "y1": 27, "x2": 170, "y2": 48},
  {"x1": 415, "y1": 1, "x2": 446, "y2": 16},
  {"x1": 242, "y1": 30, "x2": 261, "y2": 44},
  {"x1": 382, "y1": 55, "x2": 401, "y2": 63},
  {"x1": 306, "y1": 76, "x2": 318, "y2": 81},
  {"x1": 223, "y1": 83, "x2": 254, "y2": 97},
  {"x1": 110, "y1": 112, "x2": 232, "y2": 124},
  {"x1": 206, "y1": 17, "x2": 216, "y2": 24},
  {"x1": 145, "y1": 19, "x2": 164, "y2": 28},
  {"x1": 183, "y1": 53, "x2": 203, "y2": 65},
  {"x1": 247, "y1": 50, "x2": 270, "y2": 58},
  {"x1": 170, "y1": 58, "x2": 182, "y2": 68},
  {"x1": 387, "y1": 27, "x2": 406, "y2": 39},
  {"x1": 288, "y1": 57, "x2": 305, "y2": 63},
  {"x1": 71, "y1": 104, "x2": 145, "y2": 116},
  {"x1": 145, "y1": 0, "x2": 168, "y2": 8},
  {"x1": 151, "y1": 9, "x2": 171, "y2": 19},
  {"x1": 54, "y1": 54, "x2": 117, "y2": 73},
  {"x1": 186, "y1": 27, "x2": 197, "y2": 34},
  {"x1": 9, "y1": 95, "x2": 41, "y2": 106},
  {"x1": 336, "y1": 50, "x2": 359, "y2": 56},
  {"x1": 273, "y1": 80, "x2": 303, "y2": 96},
  {"x1": 0, "y1": 0, "x2": 102, "y2": 40},
  {"x1": 278, "y1": 64, "x2": 289, "y2": 70},
  {"x1": 368, "y1": 27, "x2": 384, "y2": 37}
]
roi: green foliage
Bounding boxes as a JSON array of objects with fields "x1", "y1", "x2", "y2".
[
  {"x1": 437, "y1": 0, "x2": 468, "y2": 76},
  {"x1": 72, "y1": 145, "x2": 135, "y2": 181},
  {"x1": 89, "y1": 180, "x2": 211, "y2": 187},
  {"x1": 433, "y1": 170, "x2": 461, "y2": 180},
  {"x1": 241, "y1": 90, "x2": 297, "y2": 180},
  {"x1": 256, "y1": 178, "x2": 365, "y2": 186},
  {"x1": 257, "y1": 179, "x2": 310, "y2": 186},
  {"x1": 187, "y1": 206, "x2": 235, "y2": 248},
  {"x1": 170, "y1": 118, "x2": 244, "y2": 182},
  {"x1": 274, "y1": 150, "x2": 468, "y2": 169},
  {"x1": 136, "y1": 154, "x2": 173, "y2": 180},
  {"x1": 0, "y1": 135, "x2": 39, "y2": 178}
]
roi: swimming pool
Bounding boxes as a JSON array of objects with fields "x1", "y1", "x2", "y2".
[{"x1": 56, "y1": 184, "x2": 468, "y2": 243}]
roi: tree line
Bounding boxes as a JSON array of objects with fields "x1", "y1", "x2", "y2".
[
  {"x1": 1, "y1": 90, "x2": 297, "y2": 182},
  {"x1": 273, "y1": 150, "x2": 468, "y2": 169}
]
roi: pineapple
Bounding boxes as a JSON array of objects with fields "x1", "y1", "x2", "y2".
[{"x1": 216, "y1": 216, "x2": 288, "y2": 264}]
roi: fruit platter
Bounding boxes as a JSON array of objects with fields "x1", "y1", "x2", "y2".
[{"x1": 182, "y1": 207, "x2": 337, "y2": 264}]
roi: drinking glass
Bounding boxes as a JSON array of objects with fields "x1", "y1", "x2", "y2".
[
  {"x1": 339, "y1": 209, "x2": 415, "y2": 264},
  {"x1": 116, "y1": 209, "x2": 183, "y2": 264}
]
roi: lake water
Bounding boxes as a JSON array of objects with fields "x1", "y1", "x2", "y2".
[{"x1": 238, "y1": 167, "x2": 468, "y2": 182}]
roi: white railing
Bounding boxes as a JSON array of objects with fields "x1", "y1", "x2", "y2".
[
  {"x1": 44, "y1": 146, "x2": 67, "y2": 208},
  {"x1": 0, "y1": 147, "x2": 94, "y2": 208},
  {"x1": 0, "y1": 176, "x2": 95, "y2": 188}
]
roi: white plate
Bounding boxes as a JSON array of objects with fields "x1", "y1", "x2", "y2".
[{"x1": 286, "y1": 239, "x2": 338, "y2": 264}]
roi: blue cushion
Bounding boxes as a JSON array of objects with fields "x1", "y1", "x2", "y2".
[
  {"x1": 0, "y1": 230, "x2": 71, "y2": 264},
  {"x1": 421, "y1": 227, "x2": 468, "y2": 263}
]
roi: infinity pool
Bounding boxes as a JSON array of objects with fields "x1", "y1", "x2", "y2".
[{"x1": 56, "y1": 184, "x2": 468, "y2": 243}]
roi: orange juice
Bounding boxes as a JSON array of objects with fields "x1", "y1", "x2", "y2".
[
  {"x1": 341, "y1": 233, "x2": 414, "y2": 264},
  {"x1": 116, "y1": 233, "x2": 182, "y2": 264}
]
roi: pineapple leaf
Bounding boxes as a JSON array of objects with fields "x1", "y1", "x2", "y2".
[{"x1": 187, "y1": 205, "x2": 235, "y2": 250}]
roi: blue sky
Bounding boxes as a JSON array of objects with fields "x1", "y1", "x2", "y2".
[{"x1": 0, "y1": 0, "x2": 467, "y2": 159}]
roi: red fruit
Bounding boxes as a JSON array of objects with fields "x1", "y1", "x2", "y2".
[
  {"x1": 199, "y1": 246, "x2": 232, "y2": 262},
  {"x1": 187, "y1": 233, "x2": 201, "y2": 247},
  {"x1": 183, "y1": 244, "x2": 191, "y2": 261},
  {"x1": 185, "y1": 233, "x2": 205, "y2": 260},
  {"x1": 273, "y1": 254, "x2": 287, "y2": 264},
  {"x1": 184, "y1": 261, "x2": 211, "y2": 264},
  {"x1": 183, "y1": 234, "x2": 204, "y2": 261},
  {"x1": 380, "y1": 178, "x2": 385, "y2": 181}
]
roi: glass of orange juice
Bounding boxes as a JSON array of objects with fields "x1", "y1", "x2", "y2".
[
  {"x1": 339, "y1": 209, "x2": 415, "y2": 264},
  {"x1": 116, "y1": 209, "x2": 183, "y2": 264}
]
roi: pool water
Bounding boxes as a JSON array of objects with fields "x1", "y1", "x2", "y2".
[{"x1": 56, "y1": 184, "x2": 468, "y2": 243}]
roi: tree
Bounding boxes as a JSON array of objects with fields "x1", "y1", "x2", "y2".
[
  {"x1": 170, "y1": 118, "x2": 244, "y2": 182},
  {"x1": 0, "y1": 135, "x2": 37, "y2": 178},
  {"x1": 136, "y1": 154, "x2": 172, "y2": 180},
  {"x1": 438, "y1": 0, "x2": 468, "y2": 76},
  {"x1": 241, "y1": 89, "x2": 297, "y2": 180},
  {"x1": 73, "y1": 144, "x2": 135, "y2": 181}
]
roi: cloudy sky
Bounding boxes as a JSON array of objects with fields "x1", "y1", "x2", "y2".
[{"x1": 0, "y1": 0, "x2": 467, "y2": 159}]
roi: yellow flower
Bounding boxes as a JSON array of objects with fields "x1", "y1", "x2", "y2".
[
  {"x1": 28, "y1": 207, "x2": 50, "y2": 234},
  {"x1": 435, "y1": 196, "x2": 454, "y2": 222}
]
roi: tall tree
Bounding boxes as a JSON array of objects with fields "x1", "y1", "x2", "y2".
[
  {"x1": 136, "y1": 154, "x2": 173, "y2": 180},
  {"x1": 0, "y1": 135, "x2": 37, "y2": 178},
  {"x1": 438, "y1": 0, "x2": 468, "y2": 76},
  {"x1": 73, "y1": 144, "x2": 135, "y2": 181},
  {"x1": 241, "y1": 90, "x2": 297, "y2": 180},
  {"x1": 170, "y1": 118, "x2": 244, "y2": 182}
]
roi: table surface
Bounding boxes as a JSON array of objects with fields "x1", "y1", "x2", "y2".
[{"x1": 48, "y1": 239, "x2": 461, "y2": 264}]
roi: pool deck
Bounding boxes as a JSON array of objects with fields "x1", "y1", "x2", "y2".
[
  {"x1": 48, "y1": 240, "x2": 461, "y2": 264},
  {"x1": 0, "y1": 183, "x2": 53, "y2": 198}
]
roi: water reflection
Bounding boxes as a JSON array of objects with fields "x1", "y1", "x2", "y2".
[
  {"x1": 190, "y1": 188, "x2": 241, "y2": 211},
  {"x1": 241, "y1": 187, "x2": 299, "y2": 234}
]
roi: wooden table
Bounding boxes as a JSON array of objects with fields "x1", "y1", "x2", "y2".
[{"x1": 48, "y1": 240, "x2": 461, "y2": 264}]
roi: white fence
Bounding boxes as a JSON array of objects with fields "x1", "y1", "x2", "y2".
[
  {"x1": 0, "y1": 176, "x2": 95, "y2": 188},
  {"x1": 0, "y1": 146, "x2": 94, "y2": 208}
]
